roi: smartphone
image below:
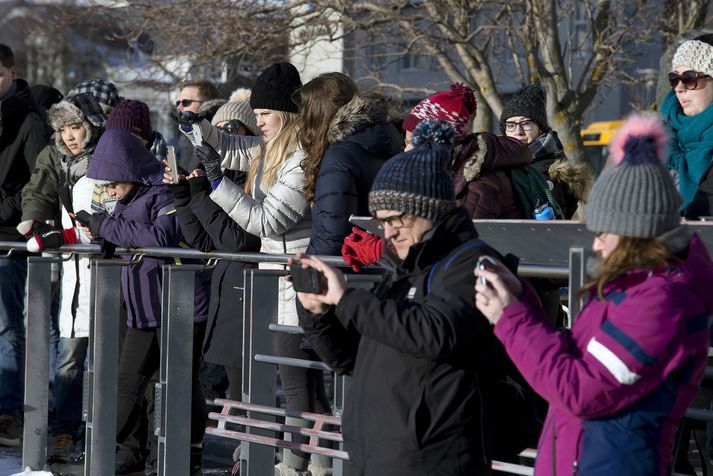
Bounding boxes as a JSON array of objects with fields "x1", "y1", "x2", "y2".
[
  {"x1": 191, "y1": 123, "x2": 203, "y2": 145},
  {"x1": 476, "y1": 256, "x2": 498, "y2": 286},
  {"x1": 167, "y1": 146, "x2": 178, "y2": 184},
  {"x1": 290, "y1": 264, "x2": 325, "y2": 294}
]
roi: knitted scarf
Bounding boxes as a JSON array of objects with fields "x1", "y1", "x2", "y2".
[{"x1": 661, "y1": 90, "x2": 713, "y2": 208}]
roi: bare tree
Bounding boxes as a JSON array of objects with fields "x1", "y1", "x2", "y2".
[{"x1": 306, "y1": 0, "x2": 709, "y2": 164}]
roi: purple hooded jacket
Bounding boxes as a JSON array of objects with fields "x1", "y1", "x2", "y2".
[
  {"x1": 86, "y1": 128, "x2": 209, "y2": 328},
  {"x1": 494, "y1": 233, "x2": 713, "y2": 476}
]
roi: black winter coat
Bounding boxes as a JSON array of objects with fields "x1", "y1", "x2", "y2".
[
  {"x1": 306, "y1": 94, "x2": 403, "y2": 256},
  {"x1": 171, "y1": 173, "x2": 261, "y2": 366},
  {"x1": 300, "y1": 208, "x2": 505, "y2": 476},
  {"x1": 0, "y1": 79, "x2": 50, "y2": 240}
]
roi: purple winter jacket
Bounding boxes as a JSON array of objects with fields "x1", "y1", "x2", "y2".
[
  {"x1": 86, "y1": 128, "x2": 209, "y2": 329},
  {"x1": 494, "y1": 233, "x2": 713, "y2": 476}
]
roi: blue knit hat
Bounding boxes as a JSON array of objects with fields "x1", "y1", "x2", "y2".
[{"x1": 369, "y1": 119, "x2": 456, "y2": 221}]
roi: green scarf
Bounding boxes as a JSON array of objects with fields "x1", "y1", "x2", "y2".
[{"x1": 661, "y1": 90, "x2": 713, "y2": 208}]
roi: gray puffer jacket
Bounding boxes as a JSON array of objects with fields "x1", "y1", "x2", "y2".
[{"x1": 199, "y1": 120, "x2": 311, "y2": 325}]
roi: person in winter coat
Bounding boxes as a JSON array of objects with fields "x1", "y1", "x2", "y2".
[
  {"x1": 341, "y1": 83, "x2": 531, "y2": 272},
  {"x1": 296, "y1": 120, "x2": 512, "y2": 476},
  {"x1": 500, "y1": 83, "x2": 591, "y2": 219},
  {"x1": 22, "y1": 92, "x2": 105, "y2": 461},
  {"x1": 475, "y1": 114, "x2": 713, "y2": 476},
  {"x1": 662, "y1": 34, "x2": 713, "y2": 219},
  {"x1": 297, "y1": 72, "x2": 403, "y2": 256},
  {"x1": 166, "y1": 89, "x2": 261, "y2": 403},
  {"x1": 0, "y1": 43, "x2": 50, "y2": 447},
  {"x1": 77, "y1": 128, "x2": 210, "y2": 475},
  {"x1": 21, "y1": 78, "x2": 120, "y2": 226},
  {"x1": 177, "y1": 62, "x2": 327, "y2": 476}
]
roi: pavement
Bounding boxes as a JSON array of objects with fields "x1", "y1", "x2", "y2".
[{"x1": 0, "y1": 432, "x2": 237, "y2": 475}]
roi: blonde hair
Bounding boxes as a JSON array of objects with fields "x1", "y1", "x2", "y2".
[{"x1": 246, "y1": 111, "x2": 300, "y2": 194}]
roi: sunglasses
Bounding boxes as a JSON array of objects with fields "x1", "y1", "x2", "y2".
[
  {"x1": 668, "y1": 70, "x2": 711, "y2": 90},
  {"x1": 217, "y1": 119, "x2": 245, "y2": 135},
  {"x1": 175, "y1": 98, "x2": 203, "y2": 108}
]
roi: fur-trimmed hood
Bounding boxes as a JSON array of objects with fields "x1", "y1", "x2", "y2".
[
  {"x1": 49, "y1": 95, "x2": 104, "y2": 156},
  {"x1": 327, "y1": 93, "x2": 390, "y2": 144},
  {"x1": 452, "y1": 132, "x2": 531, "y2": 182},
  {"x1": 548, "y1": 159, "x2": 593, "y2": 202}
]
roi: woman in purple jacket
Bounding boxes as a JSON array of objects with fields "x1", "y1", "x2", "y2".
[
  {"x1": 474, "y1": 114, "x2": 713, "y2": 475},
  {"x1": 77, "y1": 128, "x2": 209, "y2": 474}
]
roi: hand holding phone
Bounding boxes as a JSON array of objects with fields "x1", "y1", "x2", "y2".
[
  {"x1": 476, "y1": 256, "x2": 498, "y2": 287},
  {"x1": 290, "y1": 264, "x2": 326, "y2": 294}
]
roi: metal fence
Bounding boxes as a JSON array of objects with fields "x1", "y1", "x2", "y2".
[{"x1": 3, "y1": 219, "x2": 713, "y2": 476}]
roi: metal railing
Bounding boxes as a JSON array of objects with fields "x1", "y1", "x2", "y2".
[{"x1": 3, "y1": 218, "x2": 713, "y2": 475}]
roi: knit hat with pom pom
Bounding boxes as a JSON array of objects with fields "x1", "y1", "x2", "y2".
[
  {"x1": 585, "y1": 113, "x2": 682, "y2": 238},
  {"x1": 402, "y1": 83, "x2": 477, "y2": 139},
  {"x1": 211, "y1": 88, "x2": 261, "y2": 136},
  {"x1": 369, "y1": 119, "x2": 456, "y2": 221}
]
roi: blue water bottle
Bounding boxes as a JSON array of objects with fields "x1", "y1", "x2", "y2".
[{"x1": 533, "y1": 203, "x2": 555, "y2": 221}]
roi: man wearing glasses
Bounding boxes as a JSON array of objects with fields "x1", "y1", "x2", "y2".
[
  {"x1": 175, "y1": 79, "x2": 219, "y2": 114},
  {"x1": 295, "y1": 120, "x2": 517, "y2": 475}
]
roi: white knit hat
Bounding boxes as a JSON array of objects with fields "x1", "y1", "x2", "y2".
[{"x1": 671, "y1": 40, "x2": 713, "y2": 77}]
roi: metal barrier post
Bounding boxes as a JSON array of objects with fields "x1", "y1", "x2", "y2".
[
  {"x1": 84, "y1": 260, "x2": 124, "y2": 475},
  {"x1": 242, "y1": 269, "x2": 283, "y2": 476},
  {"x1": 567, "y1": 247, "x2": 590, "y2": 327},
  {"x1": 22, "y1": 255, "x2": 55, "y2": 470},
  {"x1": 155, "y1": 264, "x2": 201, "y2": 476}
]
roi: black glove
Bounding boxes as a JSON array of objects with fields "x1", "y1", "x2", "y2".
[
  {"x1": 194, "y1": 143, "x2": 223, "y2": 183},
  {"x1": 177, "y1": 110, "x2": 201, "y2": 126},
  {"x1": 75, "y1": 210, "x2": 108, "y2": 238},
  {"x1": 188, "y1": 174, "x2": 212, "y2": 198}
]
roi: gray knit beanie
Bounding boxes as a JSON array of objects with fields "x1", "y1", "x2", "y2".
[
  {"x1": 585, "y1": 113, "x2": 682, "y2": 238},
  {"x1": 369, "y1": 119, "x2": 456, "y2": 221},
  {"x1": 211, "y1": 88, "x2": 260, "y2": 136}
]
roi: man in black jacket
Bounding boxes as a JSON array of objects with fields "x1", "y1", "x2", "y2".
[
  {"x1": 0, "y1": 43, "x2": 50, "y2": 446},
  {"x1": 296, "y1": 120, "x2": 503, "y2": 475}
]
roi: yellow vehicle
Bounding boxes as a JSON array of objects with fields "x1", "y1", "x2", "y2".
[{"x1": 581, "y1": 120, "x2": 623, "y2": 176}]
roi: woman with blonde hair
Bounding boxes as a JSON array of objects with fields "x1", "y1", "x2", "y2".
[{"x1": 177, "y1": 62, "x2": 331, "y2": 476}]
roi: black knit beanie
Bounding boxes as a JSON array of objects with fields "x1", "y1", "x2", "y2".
[
  {"x1": 250, "y1": 62, "x2": 302, "y2": 113},
  {"x1": 499, "y1": 83, "x2": 548, "y2": 133}
]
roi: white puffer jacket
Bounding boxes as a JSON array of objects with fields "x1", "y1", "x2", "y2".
[{"x1": 201, "y1": 120, "x2": 311, "y2": 325}]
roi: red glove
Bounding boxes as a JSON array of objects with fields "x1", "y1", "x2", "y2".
[
  {"x1": 341, "y1": 226, "x2": 384, "y2": 272},
  {"x1": 26, "y1": 228, "x2": 78, "y2": 253}
]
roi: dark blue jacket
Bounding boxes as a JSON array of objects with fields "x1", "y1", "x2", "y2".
[
  {"x1": 306, "y1": 94, "x2": 403, "y2": 256},
  {"x1": 87, "y1": 128, "x2": 209, "y2": 328}
]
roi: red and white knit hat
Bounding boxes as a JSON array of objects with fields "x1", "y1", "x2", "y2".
[{"x1": 402, "y1": 83, "x2": 477, "y2": 139}]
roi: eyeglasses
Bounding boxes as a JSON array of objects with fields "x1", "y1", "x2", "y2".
[
  {"x1": 376, "y1": 213, "x2": 410, "y2": 230},
  {"x1": 217, "y1": 119, "x2": 244, "y2": 135},
  {"x1": 175, "y1": 98, "x2": 203, "y2": 108},
  {"x1": 668, "y1": 70, "x2": 711, "y2": 90},
  {"x1": 504, "y1": 120, "x2": 536, "y2": 133}
]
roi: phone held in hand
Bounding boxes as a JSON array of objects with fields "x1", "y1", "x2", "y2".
[
  {"x1": 476, "y1": 256, "x2": 498, "y2": 286},
  {"x1": 191, "y1": 123, "x2": 203, "y2": 145},
  {"x1": 167, "y1": 146, "x2": 178, "y2": 184},
  {"x1": 290, "y1": 264, "x2": 325, "y2": 294}
]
